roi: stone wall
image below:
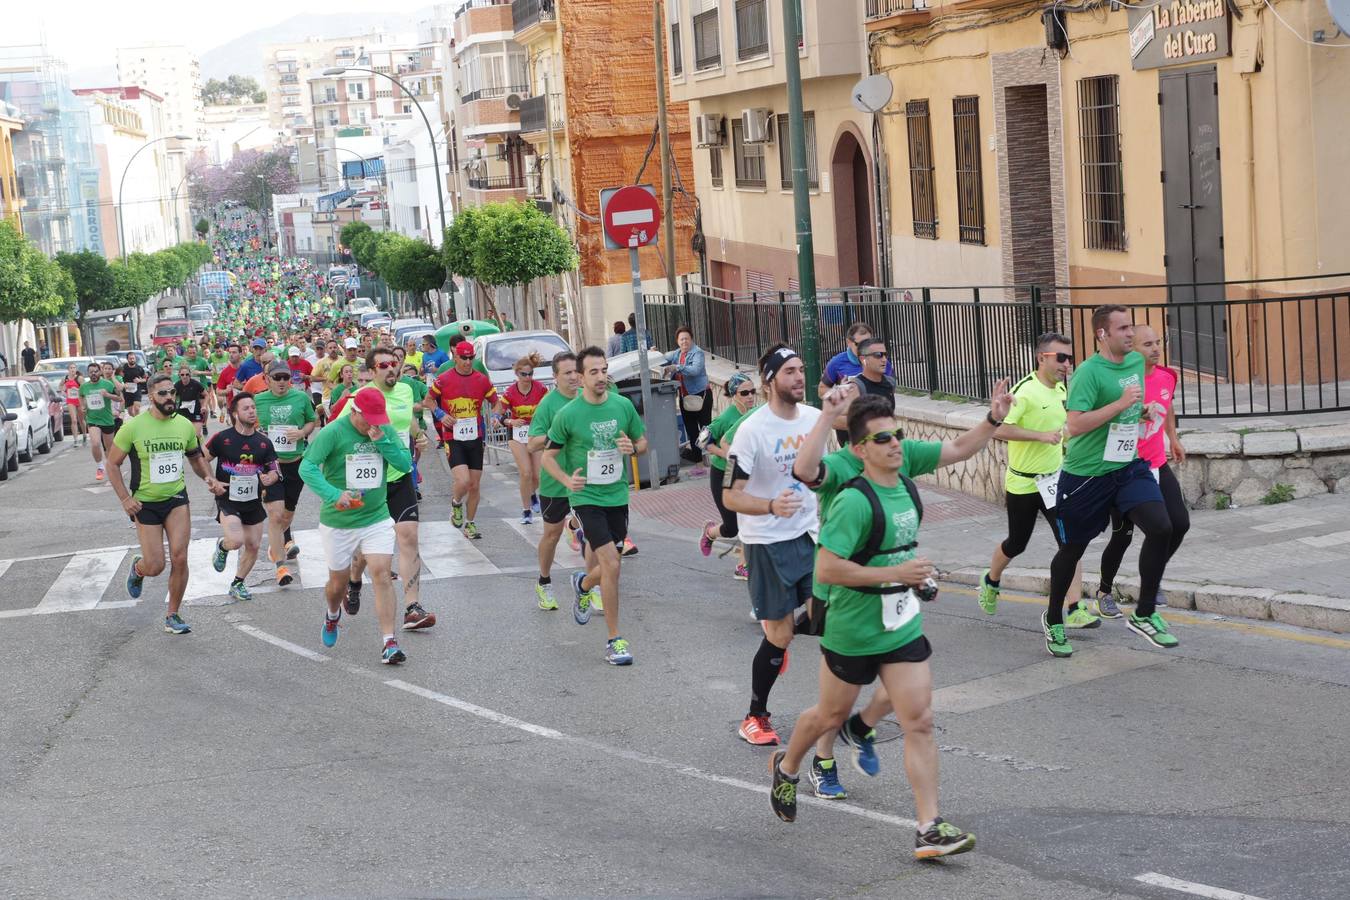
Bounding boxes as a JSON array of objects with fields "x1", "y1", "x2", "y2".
[{"x1": 1174, "y1": 424, "x2": 1350, "y2": 509}]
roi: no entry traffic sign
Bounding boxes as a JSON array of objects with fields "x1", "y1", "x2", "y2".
[{"x1": 600, "y1": 184, "x2": 660, "y2": 250}]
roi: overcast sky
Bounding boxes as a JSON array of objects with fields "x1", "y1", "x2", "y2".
[{"x1": 10, "y1": 0, "x2": 428, "y2": 73}]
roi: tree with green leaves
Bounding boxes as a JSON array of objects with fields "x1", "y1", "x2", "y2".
[
  {"x1": 0, "y1": 221, "x2": 72, "y2": 325},
  {"x1": 339, "y1": 220, "x2": 372, "y2": 254},
  {"x1": 55, "y1": 249, "x2": 117, "y2": 338},
  {"x1": 442, "y1": 200, "x2": 576, "y2": 328},
  {"x1": 378, "y1": 235, "x2": 446, "y2": 320},
  {"x1": 195, "y1": 218, "x2": 210, "y2": 238}
]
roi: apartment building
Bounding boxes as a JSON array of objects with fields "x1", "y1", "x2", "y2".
[
  {"x1": 115, "y1": 44, "x2": 204, "y2": 141},
  {"x1": 263, "y1": 32, "x2": 409, "y2": 135},
  {"x1": 0, "y1": 103, "x2": 22, "y2": 231}
]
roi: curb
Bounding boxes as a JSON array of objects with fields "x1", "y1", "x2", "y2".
[{"x1": 943, "y1": 566, "x2": 1350, "y2": 635}]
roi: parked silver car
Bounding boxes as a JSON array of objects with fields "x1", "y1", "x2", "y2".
[
  {"x1": 0, "y1": 379, "x2": 55, "y2": 461},
  {"x1": 0, "y1": 396, "x2": 21, "y2": 480}
]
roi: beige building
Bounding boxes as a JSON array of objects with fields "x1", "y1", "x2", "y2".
[
  {"x1": 671, "y1": 0, "x2": 876, "y2": 294},
  {"x1": 868, "y1": 0, "x2": 1350, "y2": 382},
  {"x1": 263, "y1": 32, "x2": 409, "y2": 136},
  {"x1": 0, "y1": 104, "x2": 21, "y2": 231},
  {"x1": 115, "y1": 44, "x2": 204, "y2": 141}
]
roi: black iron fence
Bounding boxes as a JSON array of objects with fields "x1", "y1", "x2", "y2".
[{"x1": 643, "y1": 275, "x2": 1350, "y2": 418}]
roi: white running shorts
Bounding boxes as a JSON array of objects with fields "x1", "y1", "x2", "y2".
[{"x1": 319, "y1": 518, "x2": 396, "y2": 571}]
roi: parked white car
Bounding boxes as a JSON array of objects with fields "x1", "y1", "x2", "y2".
[
  {"x1": 0, "y1": 379, "x2": 54, "y2": 462},
  {"x1": 472, "y1": 330, "x2": 572, "y2": 392}
]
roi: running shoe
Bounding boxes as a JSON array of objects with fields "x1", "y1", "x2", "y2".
[
  {"x1": 769, "y1": 751, "x2": 798, "y2": 822},
  {"x1": 605, "y1": 637, "x2": 633, "y2": 666},
  {"x1": 463, "y1": 521, "x2": 481, "y2": 540},
  {"x1": 126, "y1": 555, "x2": 144, "y2": 600},
  {"x1": 345, "y1": 581, "x2": 361, "y2": 616},
  {"x1": 450, "y1": 501, "x2": 465, "y2": 528},
  {"x1": 520, "y1": 510, "x2": 533, "y2": 525},
  {"x1": 536, "y1": 583, "x2": 558, "y2": 611},
  {"x1": 276, "y1": 565, "x2": 294, "y2": 587},
  {"x1": 738, "y1": 713, "x2": 780, "y2": 746},
  {"x1": 700, "y1": 520, "x2": 717, "y2": 557},
  {"x1": 403, "y1": 602, "x2": 437, "y2": 631},
  {"x1": 1127, "y1": 611, "x2": 1180, "y2": 648},
  {"x1": 570, "y1": 570, "x2": 592, "y2": 625},
  {"x1": 915, "y1": 818, "x2": 976, "y2": 860},
  {"x1": 530, "y1": 494, "x2": 541, "y2": 514},
  {"x1": 95, "y1": 466, "x2": 105, "y2": 482},
  {"x1": 1154, "y1": 590, "x2": 1169, "y2": 608},
  {"x1": 838, "y1": 721, "x2": 880, "y2": 777},
  {"x1": 1063, "y1": 601, "x2": 1101, "y2": 629},
  {"x1": 211, "y1": 539, "x2": 228, "y2": 573},
  {"x1": 567, "y1": 520, "x2": 584, "y2": 553},
  {"x1": 321, "y1": 612, "x2": 340, "y2": 648},
  {"x1": 228, "y1": 581, "x2": 252, "y2": 602},
  {"x1": 285, "y1": 540, "x2": 300, "y2": 560},
  {"x1": 734, "y1": 563, "x2": 749, "y2": 581},
  {"x1": 1042, "y1": 612, "x2": 1073, "y2": 658},
  {"x1": 620, "y1": 537, "x2": 638, "y2": 557},
  {"x1": 977, "y1": 570, "x2": 999, "y2": 615},
  {"x1": 590, "y1": 587, "x2": 603, "y2": 612},
  {"x1": 381, "y1": 638, "x2": 406, "y2": 665},
  {"x1": 809, "y1": 758, "x2": 847, "y2": 799},
  {"x1": 1091, "y1": 590, "x2": 1123, "y2": 619},
  {"x1": 163, "y1": 613, "x2": 191, "y2": 635}
]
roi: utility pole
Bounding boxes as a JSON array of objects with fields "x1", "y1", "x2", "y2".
[
  {"x1": 654, "y1": 0, "x2": 677, "y2": 298},
  {"x1": 782, "y1": 0, "x2": 819, "y2": 401}
]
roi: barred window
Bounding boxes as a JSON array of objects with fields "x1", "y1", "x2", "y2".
[
  {"x1": 775, "y1": 112, "x2": 818, "y2": 189},
  {"x1": 732, "y1": 120, "x2": 766, "y2": 189},
  {"x1": 952, "y1": 96, "x2": 985, "y2": 245},
  {"x1": 710, "y1": 146, "x2": 724, "y2": 188},
  {"x1": 905, "y1": 99, "x2": 937, "y2": 240},
  {"x1": 1078, "y1": 75, "x2": 1126, "y2": 251}
]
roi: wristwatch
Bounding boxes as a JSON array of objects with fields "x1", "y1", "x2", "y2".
[{"x1": 986, "y1": 412, "x2": 1003, "y2": 427}]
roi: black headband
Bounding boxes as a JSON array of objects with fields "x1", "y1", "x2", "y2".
[{"x1": 762, "y1": 348, "x2": 800, "y2": 385}]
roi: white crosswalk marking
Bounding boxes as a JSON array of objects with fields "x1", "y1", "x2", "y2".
[
  {"x1": 420, "y1": 522, "x2": 497, "y2": 578},
  {"x1": 292, "y1": 528, "x2": 329, "y2": 588},
  {"x1": 32, "y1": 549, "x2": 127, "y2": 614},
  {"x1": 183, "y1": 536, "x2": 239, "y2": 604},
  {"x1": 501, "y1": 517, "x2": 584, "y2": 562}
]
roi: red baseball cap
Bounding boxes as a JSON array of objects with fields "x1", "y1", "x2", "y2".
[
  {"x1": 352, "y1": 387, "x2": 391, "y2": 426},
  {"x1": 455, "y1": 341, "x2": 475, "y2": 358}
]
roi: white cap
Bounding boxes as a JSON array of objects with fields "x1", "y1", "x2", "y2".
[
  {"x1": 343, "y1": 337, "x2": 359, "y2": 349},
  {"x1": 287, "y1": 345, "x2": 301, "y2": 357}
]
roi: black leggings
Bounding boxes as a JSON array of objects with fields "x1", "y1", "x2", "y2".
[
  {"x1": 1048, "y1": 500, "x2": 1173, "y2": 625},
  {"x1": 708, "y1": 466, "x2": 738, "y2": 538},
  {"x1": 680, "y1": 389, "x2": 712, "y2": 462},
  {"x1": 1097, "y1": 463, "x2": 1190, "y2": 594},
  {"x1": 1000, "y1": 490, "x2": 1063, "y2": 559}
]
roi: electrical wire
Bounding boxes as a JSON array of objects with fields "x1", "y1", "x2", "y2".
[{"x1": 1262, "y1": 0, "x2": 1350, "y2": 47}]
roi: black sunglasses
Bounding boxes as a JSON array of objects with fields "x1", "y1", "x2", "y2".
[
  {"x1": 270, "y1": 373, "x2": 291, "y2": 381},
  {"x1": 518, "y1": 370, "x2": 534, "y2": 377},
  {"x1": 735, "y1": 388, "x2": 755, "y2": 397},
  {"x1": 1041, "y1": 351, "x2": 1073, "y2": 364},
  {"x1": 858, "y1": 428, "x2": 905, "y2": 446},
  {"x1": 862, "y1": 351, "x2": 888, "y2": 360}
]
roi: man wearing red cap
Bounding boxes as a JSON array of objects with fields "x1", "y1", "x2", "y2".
[
  {"x1": 299, "y1": 386, "x2": 414, "y2": 664},
  {"x1": 424, "y1": 340, "x2": 497, "y2": 539}
]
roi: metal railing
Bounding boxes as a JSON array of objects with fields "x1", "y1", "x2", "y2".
[
  {"x1": 460, "y1": 83, "x2": 529, "y2": 103},
  {"x1": 519, "y1": 92, "x2": 562, "y2": 133},
  {"x1": 865, "y1": 0, "x2": 930, "y2": 19},
  {"x1": 456, "y1": 0, "x2": 510, "y2": 19},
  {"x1": 642, "y1": 275, "x2": 1350, "y2": 418},
  {"x1": 467, "y1": 175, "x2": 527, "y2": 190},
  {"x1": 512, "y1": 0, "x2": 556, "y2": 32}
]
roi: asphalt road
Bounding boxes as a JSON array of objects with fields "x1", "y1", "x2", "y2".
[{"x1": 2, "y1": 432, "x2": 1348, "y2": 899}]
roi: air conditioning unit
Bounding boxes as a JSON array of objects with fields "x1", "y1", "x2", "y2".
[
  {"x1": 742, "y1": 107, "x2": 773, "y2": 144},
  {"x1": 696, "y1": 113, "x2": 725, "y2": 147},
  {"x1": 505, "y1": 92, "x2": 524, "y2": 110}
]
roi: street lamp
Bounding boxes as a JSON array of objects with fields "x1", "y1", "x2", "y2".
[
  {"x1": 322, "y1": 66, "x2": 446, "y2": 239},
  {"x1": 117, "y1": 133, "x2": 193, "y2": 260}
]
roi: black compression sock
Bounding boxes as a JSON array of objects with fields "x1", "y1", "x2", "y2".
[
  {"x1": 538, "y1": 575, "x2": 551, "y2": 586},
  {"x1": 348, "y1": 579, "x2": 361, "y2": 591},
  {"x1": 284, "y1": 527, "x2": 293, "y2": 543},
  {"x1": 986, "y1": 574, "x2": 1000, "y2": 587},
  {"x1": 749, "y1": 638, "x2": 785, "y2": 717}
]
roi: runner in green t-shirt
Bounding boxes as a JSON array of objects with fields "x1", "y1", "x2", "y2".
[
  {"x1": 1044, "y1": 305, "x2": 1179, "y2": 656},
  {"x1": 79, "y1": 362, "x2": 120, "y2": 480},
  {"x1": 527, "y1": 350, "x2": 581, "y2": 611},
  {"x1": 769, "y1": 396, "x2": 977, "y2": 861},
  {"x1": 105, "y1": 373, "x2": 212, "y2": 636},
  {"x1": 253, "y1": 360, "x2": 319, "y2": 587},
  {"x1": 699, "y1": 373, "x2": 758, "y2": 580},
  {"x1": 977, "y1": 333, "x2": 1084, "y2": 622},
  {"x1": 336, "y1": 347, "x2": 436, "y2": 632},
  {"x1": 541, "y1": 346, "x2": 647, "y2": 666},
  {"x1": 299, "y1": 385, "x2": 412, "y2": 665}
]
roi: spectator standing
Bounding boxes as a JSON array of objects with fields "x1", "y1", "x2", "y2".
[
  {"x1": 21, "y1": 341, "x2": 37, "y2": 373},
  {"x1": 662, "y1": 325, "x2": 711, "y2": 465},
  {"x1": 607, "y1": 322, "x2": 627, "y2": 358}
]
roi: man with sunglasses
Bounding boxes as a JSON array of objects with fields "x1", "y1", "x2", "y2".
[
  {"x1": 769, "y1": 395, "x2": 977, "y2": 860},
  {"x1": 978, "y1": 333, "x2": 1085, "y2": 622},
  {"x1": 831, "y1": 337, "x2": 895, "y2": 446},
  {"x1": 336, "y1": 346, "x2": 437, "y2": 631},
  {"x1": 254, "y1": 359, "x2": 318, "y2": 587},
  {"x1": 819, "y1": 322, "x2": 895, "y2": 399},
  {"x1": 106, "y1": 373, "x2": 213, "y2": 635}
]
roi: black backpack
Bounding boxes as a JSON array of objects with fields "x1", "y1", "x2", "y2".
[{"x1": 842, "y1": 474, "x2": 924, "y2": 596}]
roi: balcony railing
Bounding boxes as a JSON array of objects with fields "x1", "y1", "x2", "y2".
[
  {"x1": 512, "y1": 0, "x2": 556, "y2": 32},
  {"x1": 467, "y1": 174, "x2": 527, "y2": 190},
  {"x1": 460, "y1": 83, "x2": 528, "y2": 103},
  {"x1": 456, "y1": 0, "x2": 510, "y2": 18},
  {"x1": 519, "y1": 93, "x2": 562, "y2": 134},
  {"x1": 865, "y1": 0, "x2": 931, "y2": 19}
]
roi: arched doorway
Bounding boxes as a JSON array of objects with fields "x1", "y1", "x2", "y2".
[{"x1": 831, "y1": 130, "x2": 875, "y2": 287}]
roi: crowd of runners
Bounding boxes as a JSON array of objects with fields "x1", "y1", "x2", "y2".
[{"x1": 86, "y1": 212, "x2": 1191, "y2": 863}]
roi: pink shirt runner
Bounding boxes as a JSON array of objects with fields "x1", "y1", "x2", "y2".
[{"x1": 1138, "y1": 365, "x2": 1178, "y2": 469}]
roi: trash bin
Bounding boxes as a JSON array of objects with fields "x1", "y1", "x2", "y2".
[{"x1": 617, "y1": 378, "x2": 682, "y2": 488}]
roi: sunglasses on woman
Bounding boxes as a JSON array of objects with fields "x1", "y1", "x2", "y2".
[
  {"x1": 858, "y1": 428, "x2": 905, "y2": 446},
  {"x1": 735, "y1": 388, "x2": 755, "y2": 397},
  {"x1": 518, "y1": 371, "x2": 534, "y2": 377}
]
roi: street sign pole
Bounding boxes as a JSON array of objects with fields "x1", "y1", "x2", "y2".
[
  {"x1": 628, "y1": 238, "x2": 658, "y2": 491},
  {"x1": 782, "y1": 0, "x2": 820, "y2": 402}
]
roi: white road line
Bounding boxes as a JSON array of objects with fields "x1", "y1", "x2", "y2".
[
  {"x1": 1134, "y1": 872, "x2": 1268, "y2": 900},
  {"x1": 183, "y1": 535, "x2": 240, "y2": 604},
  {"x1": 227, "y1": 620, "x2": 915, "y2": 830},
  {"x1": 0, "y1": 560, "x2": 11, "y2": 581},
  {"x1": 233, "y1": 623, "x2": 331, "y2": 662},
  {"x1": 32, "y1": 549, "x2": 126, "y2": 614}
]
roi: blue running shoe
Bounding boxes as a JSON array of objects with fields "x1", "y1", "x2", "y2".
[
  {"x1": 381, "y1": 639, "x2": 406, "y2": 665},
  {"x1": 809, "y1": 757, "x2": 848, "y2": 799},
  {"x1": 839, "y1": 720, "x2": 881, "y2": 777},
  {"x1": 321, "y1": 612, "x2": 340, "y2": 648},
  {"x1": 571, "y1": 570, "x2": 592, "y2": 625},
  {"x1": 605, "y1": 637, "x2": 633, "y2": 666},
  {"x1": 163, "y1": 613, "x2": 191, "y2": 635},
  {"x1": 126, "y1": 555, "x2": 145, "y2": 600},
  {"x1": 530, "y1": 494, "x2": 541, "y2": 514},
  {"x1": 211, "y1": 539, "x2": 228, "y2": 573}
]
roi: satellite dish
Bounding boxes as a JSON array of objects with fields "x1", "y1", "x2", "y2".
[
  {"x1": 850, "y1": 74, "x2": 893, "y2": 114},
  {"x1": 1329, "y1": 0, "x2": 1350, "y2": 35}
]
